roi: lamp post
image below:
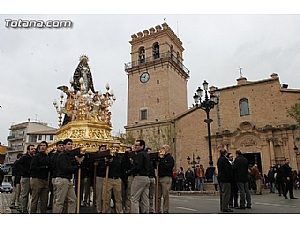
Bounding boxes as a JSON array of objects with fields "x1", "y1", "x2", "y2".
[
  {"x1": 294, "y1": 145, "x2": 299, "y2": 171},
  {"x1": 187, "y1": 153, "x2": 201, "y2": 169},
  {"x1": 193, "y1": 80, "x2": 219, "y2": 181}
]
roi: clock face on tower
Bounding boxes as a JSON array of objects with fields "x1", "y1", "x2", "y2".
[{"x1": 140, "y1": 72, "x2": 150, "y2": 83}]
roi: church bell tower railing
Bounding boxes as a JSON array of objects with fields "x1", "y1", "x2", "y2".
[{"x1": 124, "y1": 51, "x2": 190, "y2": 76}]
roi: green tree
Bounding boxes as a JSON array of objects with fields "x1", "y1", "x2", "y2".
[{"x1": 288, "y1": 98, "x2": 300, "y2": 128}]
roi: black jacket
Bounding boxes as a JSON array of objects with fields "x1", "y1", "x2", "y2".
[
  {"x1": 12, "y1": 159, "x2": 22, "y2": 186},
  {"x1": 158, "y1": 153, "x2": 174, "y2": 178},
  {"x1": 18, "y1": 153, "x2": 33, "y2": 177},
  {"x1": 30, "y1": 152, "x2": 50, "y2": 179},
  {"x1": 281, "y1": 163, "x2": 293, "y2": 180},
  {"x1": 56, "y1": 151, "x2": 78, "y2": 180},
  {"x1": 233, "y1": 155, "x2": 249, "y2": 183},
  {"x1": 275, "y1": 166, "x2": 285, "y2": 182},
  {"x1": 131, "y1": 149, "x2": 150, "y2": 177},
  {"x1": 217, "y1": 155, "x2": 233, "y2": 183},
  {"x1": 50, "y1": 151, "x2": 61, "y2": 178},
  {"x1": 96, "y1": 159, "x2": 106, "y2": 177},
  {"x1": 104, "y1": 154, "x2": 125, "y2": 178}
]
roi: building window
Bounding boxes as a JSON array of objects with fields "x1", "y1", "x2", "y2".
[
  {"x1": 140, "y1": 109, "x2": 148, "y2": 120},
  {"x1": 38, "y1": 135, "x2": 42, "y2": 140},
  {"x1": 240, "y1": 98, "x2": 250, "y2": 116},
  {"x1": 153, "y1": 42, "x2": 160, "y2": 59},
  {"x1": 139, "y1": 46, "x2": 145, "y2": 64},
  {"x1": 29, "y1": 135, "x2": 37, "y2": 143},
  {"x1": 50, "y1": 135, "x2": 54, "y2": 140},
  {"x1": 177, "y1": 52, "x2": 180, "y2": 65}
]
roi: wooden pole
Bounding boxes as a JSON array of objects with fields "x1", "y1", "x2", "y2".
[
  {"x1": 76, "y1": 167, "x2": 81, "y2": 214},
  {"x1": 92, "y1": 162, "x2": 98, "y2": 213},
  {"x1": 155, "y1": 163, "x2": 159, "y2": 213},
  {"x1": 102, "y1": 165, "x2": 109, "y2": 213}
]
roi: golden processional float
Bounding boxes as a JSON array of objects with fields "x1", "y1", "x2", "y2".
[
  {"x1": 52, "y1": 55, "x2": 116, "y2": 150},
  {"x1": 51, "y1": 55, "x2": 120, "y2": 213}
]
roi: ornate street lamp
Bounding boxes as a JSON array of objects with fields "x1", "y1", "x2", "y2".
[
  {"x1": 187, "y1": 153, "x2": 201, "y2": 169},
  {"x1": 294, "y1": 145, "x2": 299, "y2": 155},
  {"x1": 193, "y1": 80, "x2": 220, "y2": 181}
]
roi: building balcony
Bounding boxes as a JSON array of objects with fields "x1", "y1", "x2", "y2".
[{"x1": 124, "y1": 51, "x2": 190, "y2": 78}]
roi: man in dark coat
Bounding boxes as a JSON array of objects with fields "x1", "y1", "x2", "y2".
[
  {"x1": 217, "y1": 149, "x2": 233, "y2": 212},
  {"x1": 233, "y1": 150, "x2": 252, "y2": 209},
  {"x1": 281, "y1": 158, "x2": 297, "y2": 199}
]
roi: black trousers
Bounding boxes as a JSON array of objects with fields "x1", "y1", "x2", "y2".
[{"x1": 284, "y1": 179, "x2": 295, "y2": 198}]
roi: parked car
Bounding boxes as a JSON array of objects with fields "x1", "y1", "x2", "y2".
[{"x1": 0, "y1": 182, "x2": 13, "y2": 193}]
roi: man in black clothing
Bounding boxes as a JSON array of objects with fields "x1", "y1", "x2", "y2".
[
  {"x1": 146, "y1": 147, "x2": 156, "y2": 213},
  {"x1": 233, "y1": 150, "x2": 252, "y2": 209},
  {"x1": 123, "y1": 146, "x2": 134, "y2": 213},
  {"x1": 130, "y1": 140, "x2": 150, "y2": 213},
  {"x1": 30, "y1": 141, "x2": 50, "y2": 213},
  {"x1": 95, "y1": 144, "x2": 107, "y2": 213},
  {"x1": 267, "y1": 166, "x2": 276, "y2": 193},
  {"x1": 217, "y1": 149, "x2": 233, "y2": 212},
  {"x1": 282, "y1": 158, "x2": 297, "y2": 199},
  {"x1": 157, "y1": 144, "x2": 174, "y2": 214},
  {"x1": 49, "y1": 140, "x2": 64, "y2": 210},
  {"x1": 10, "y1": 153, "x2": 23, "y2": 209},
  {"x1": 53, "y1": 138, "x2": 82, "y2": 213},
  {"x1": 19, "y1": 144, "x2": 35, "y2": 213},
  {"x1": 185, "y1": 166, "x2": 195, "y2": 191},
  {"x1": 273, "y1": 164, "x2": 284, "y2": 196},
  {"x1": 102, "y1": 143, "x2": 125, "y2": 214},
  {"x1": 227, "y1": 153, "x2": 238, "y2": 208}
]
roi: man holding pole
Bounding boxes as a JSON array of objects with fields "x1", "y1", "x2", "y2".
[
  {"x1": 102, "y1": 143, "x2": 125, "y2": 214},
  {"x1": 53, "y1": 138, "x2": 83, "y2": 213},
  {"x1": 157, "y1": 144, "x2": 174, "y2": 214},
  {"x1": 130, "y1": 140, "x2": 150, "y2": 213}
]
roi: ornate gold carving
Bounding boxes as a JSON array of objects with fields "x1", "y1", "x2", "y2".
[{"x1": 70, "y1": 129, "x2": 86, "y2": 139}]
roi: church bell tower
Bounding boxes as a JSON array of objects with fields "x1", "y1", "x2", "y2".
[{"x1": 125, "y1": 22, "x2": 190, "y2": 129}]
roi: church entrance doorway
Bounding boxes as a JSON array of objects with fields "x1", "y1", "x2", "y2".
[{"x1": 242, "y1": 152, "x2": 263, "y2": 174}]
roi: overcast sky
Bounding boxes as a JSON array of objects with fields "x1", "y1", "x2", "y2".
[{"x1": 1, "y1": 3, "x2": 300, "y2": 146}]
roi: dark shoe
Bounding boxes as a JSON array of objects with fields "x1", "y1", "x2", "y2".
[
  {"x1": 246, "y1": 206, "x2": 251, "y2": 209},
  {"x1": 235, "y1": 206, "x2": 246, "y2": 209},
  {"x1": 290, "y1": 197, "x2": 298, "y2": 199},
  {"x1": 9, "y1": 206, "x2": 15, "y2": 209},
  {"x1": 284, "y1": 195, "x2": 288, "y2": 199}
]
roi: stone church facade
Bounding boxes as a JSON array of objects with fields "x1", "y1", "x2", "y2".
[{"x1": 124, "y1": 22, "x2": 300, "y2": 175}]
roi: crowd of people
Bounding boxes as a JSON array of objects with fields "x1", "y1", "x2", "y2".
[
  {"x1": 171, "y1": 164, "x2": 218, "y2": 192},
  {"x1": 6, "y1": 140, "x2": 300, "y2": 214},
  {"x1": 217, "y1": 149, "x2": 298, "y2": 213},
  {"x1": 8, "y1": 139, "x2": 175, "y2": 214}
]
